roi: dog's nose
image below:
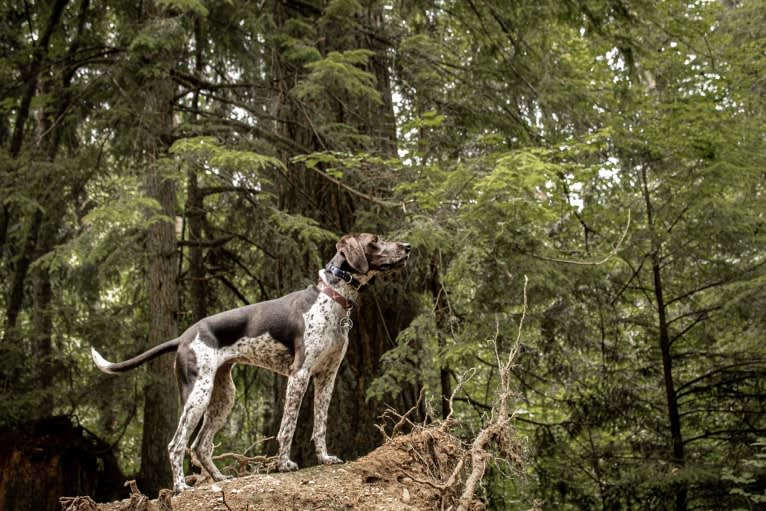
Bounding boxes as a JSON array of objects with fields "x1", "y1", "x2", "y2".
[{"x1": 402, "y1": 243, "x2": 412, "y2": 253}]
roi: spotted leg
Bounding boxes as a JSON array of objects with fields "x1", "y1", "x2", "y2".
[
  {"x1": 276, "y1": 368, "x2": 311, "y2": 472},
  {"x1": 312, "y1": 362, "x2": 345, "y2": 465},
  {"x1": 167, "y1": 370, "x2": 215, "y2": 492},
  {"x1": 191, "y1": 363, "x2": 236, "y2": 482}
]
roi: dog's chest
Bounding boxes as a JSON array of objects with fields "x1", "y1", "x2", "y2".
[{"x1": 302, "y1": 297, "x2": 348, "y2": 369}]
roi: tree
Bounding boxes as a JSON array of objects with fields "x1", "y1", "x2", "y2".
[
  {"x1": 380, "y1": 0, "x2": 766, "y2": 509},
  {"x1": 1, "y1": 1, "x2": 764, "y2": 508}
]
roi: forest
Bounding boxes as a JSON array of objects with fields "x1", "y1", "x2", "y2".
[{"x1": 1, "y1": 0, "x2": 765, "y2": 509}]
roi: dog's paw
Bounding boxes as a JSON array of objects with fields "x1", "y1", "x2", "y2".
[
  {"x1": 173, "y1": 482, "x2": 192, "y2": 494},
  {"x1": 278, "y1": 459, "x2": 299, "y2": 472},
  {"x1": 319, "y1": 454, "x2": 344, "y2": 465}
]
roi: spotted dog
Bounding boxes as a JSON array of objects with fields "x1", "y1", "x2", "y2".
[{"x1": 91, "y1": 233, "x2": 411, "y2": 492}]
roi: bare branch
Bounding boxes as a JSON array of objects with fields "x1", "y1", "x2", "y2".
[{"x1": 522, "y1": 209, "x2": 631, "y2": 266}]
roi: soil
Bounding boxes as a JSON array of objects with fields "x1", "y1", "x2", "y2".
[{"x1": 89, "y1": 428, "x2": 464, "y2": 511}]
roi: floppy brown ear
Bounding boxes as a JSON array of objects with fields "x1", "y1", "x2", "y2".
[{"x1": 337, "y1": 235, "x2": 369, "y2": 273}]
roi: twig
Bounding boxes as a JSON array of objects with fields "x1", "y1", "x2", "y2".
[
  {"x1": 300, "y1": 159, "x2": 402, "y2": 208},
  {"x1": 443, "y1": 367, "x2": 477, "y2": 426},
  {"x1": 391, "y1": 387, "x2": 425, "y2": 437},
  {"x1": 522, "y1": 209, "x2": 631, "y2": 265},
  {"x1": 221, "y1": 490, "x2": 234, "y2": 511},
  {"x1": 243, "y1": 435, "x2": 275, "y2": 456}
]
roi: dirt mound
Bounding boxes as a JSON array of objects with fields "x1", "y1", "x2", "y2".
[{"x1": 85, "y1": 428, "x2": 463, "y2": 511}]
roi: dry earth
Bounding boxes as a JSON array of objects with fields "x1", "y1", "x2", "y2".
[{"x1": 77, "y1": 428, "x2": 465, "y2": 511}]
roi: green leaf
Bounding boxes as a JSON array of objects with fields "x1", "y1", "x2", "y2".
[{"x1": 157, "y1": 0, "x2": 209, "y2": 16}]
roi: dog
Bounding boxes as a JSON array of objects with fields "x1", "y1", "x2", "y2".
[{"x1": 91, "y1": 233, "x2": 411, "y2": 492}]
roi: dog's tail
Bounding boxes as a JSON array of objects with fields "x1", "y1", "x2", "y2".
[{"x1": 91, "y1": 338, "x2": 181, "y2": 374}]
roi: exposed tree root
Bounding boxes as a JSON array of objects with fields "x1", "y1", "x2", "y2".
[
  {"x1": 370, "y1": 276, "x2": 531, "y2": 510},
  {"x1": 59, "y1": 496, "x2": 99, "y2": 511}
]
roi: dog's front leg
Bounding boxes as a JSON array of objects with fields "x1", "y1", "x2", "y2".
[
  {"x1": 311, "y1": 364, "x2": 344, "y2": 465},
  {"x1": 276, "y1": 368, "x2": 310, "y2": 472}
]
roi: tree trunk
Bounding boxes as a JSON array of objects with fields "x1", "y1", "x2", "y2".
[
  {"x1": 185, "y1": 17, "x2": 208, "y2": 323},
  {"x1": 136, "y1": 2, "x2": 180, "y2": 494},
  {"x1": 264, "y1": 0, "x2": 419, "y2": 466},
  {"x1": 186, "y1": 169, "x2": 207, "y2": 322},
  {"x1": 642, "y1": 167, "x2": 686, "y2": 511},
  {"x1": 140, "y1": 156, "x2": 180, "y2": 495},
  {"x1": 2, "y1": 211, "x2": 42, "y2": 344},
  {"x1": 8, "y1": 0, "x2": 70, "y2": 158}
]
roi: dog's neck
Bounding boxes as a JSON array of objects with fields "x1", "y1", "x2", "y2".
[
  {"x1": 318, "y1": 254, "x2": 376, "y2": 309},
  {"x1": 318, "y1": 269, "x2": 360, "y2": 308}
]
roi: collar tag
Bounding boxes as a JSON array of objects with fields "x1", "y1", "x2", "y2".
[{"x1": 340, "y1": 310, "x2": 353, "y2": 331}]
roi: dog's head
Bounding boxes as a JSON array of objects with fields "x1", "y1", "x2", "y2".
[{"x1": 335, "y1": 233, "x2": 411, "y2": 276}]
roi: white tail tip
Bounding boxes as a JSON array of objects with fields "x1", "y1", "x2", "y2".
[{"x1": 91, "y1": 347, "x2": 118, "y2": 374}]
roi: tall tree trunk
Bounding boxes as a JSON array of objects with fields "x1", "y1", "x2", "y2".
[
  {"x1": 2, "y1": 211, "x2": 42, "y2": 344},
  {"x1": 136, "y1": 2, "x2": 180, "y2": 494},
  {"x1": 186, "y1": 168, "x2": 207, "y2": 322},
  {"x1": 140, "y1": 156, "x2": 180, "y2": 495},
  {"x1": 642, "y1": 167, "x2": 687, "y2": 511},
  {"x1": 186, "y1": 17, "x2": 207, "y2": 323},
  {"x1": 3, "y1": 0, "x2": 83, "y2": 345}
]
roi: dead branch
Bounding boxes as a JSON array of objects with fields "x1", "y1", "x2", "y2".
[
  {"x1": 457, "y1": 421, "x2": 506, "y2": 511},
  {"x1": 443, "y1": 367, "x2": 477, "y2": 426},
  {"x1": 456, "y1": 276, "x2": 528, "y2": 510},
  {"x1": 391, "y1": 387, "x2": 425, "y2": 437},
  {"x1": 373, "y1": 276, "x2": 529, "y2": 510},
  {"x1": 242, "y1": 435, "x2": 275, "y2": 456},
  {"x1": 377, "y1": 387, "x2": 426, "y2": 441}
]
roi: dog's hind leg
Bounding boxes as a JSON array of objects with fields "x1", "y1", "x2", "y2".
[
  {"x1": 168, "y1": 378, "x2": 213, "y2": 491},
  {"x1": 168, "y1": 340, "x2": 218, "y2": 492},
  {"x1": 191, "y1": 363, "x2": 236, "y2": 482}
]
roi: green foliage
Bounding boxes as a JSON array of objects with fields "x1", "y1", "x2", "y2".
[
  {"x1": 170, "y1": 137, "x2": 284, "y2": 216},
  {"x1": 2, "y1": 0, "x2": 765, "y2": 508},
  {"x1": 323, "y1": 0, "x2": 362, "y2": 20},
  {"x1": 268, "y1": 209, "x2": 337, "y2": 269},
  {"x1": 157, "y1": 0, "x2": 209, "y2": 17},
  {"x1": 366, "y1": 311, "x2": 434, "y2": 402},
  {"x1": 292, "y1": 50, "x2": 381, "y2": 104},
  {"x1": 129, "y1": 17, "x2": 186, "y2": 58},
  {"x1": 171, "y1": 136, "x2": 284, "y2": 177},
  {"x1": 723, "y1": 438, "x2": 766, "y2": 509},
  {"x1": 292, "y1": 150, "x2": 399, "y2": 180}
]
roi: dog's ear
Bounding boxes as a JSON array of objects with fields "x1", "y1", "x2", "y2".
[{"x1": 337, "y1": 235, "x2": 369, "y2": 273}]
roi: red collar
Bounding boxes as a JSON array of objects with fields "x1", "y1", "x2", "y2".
[{"x1": 317, "y1": 281, "x2": 354, "y2": 310}]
